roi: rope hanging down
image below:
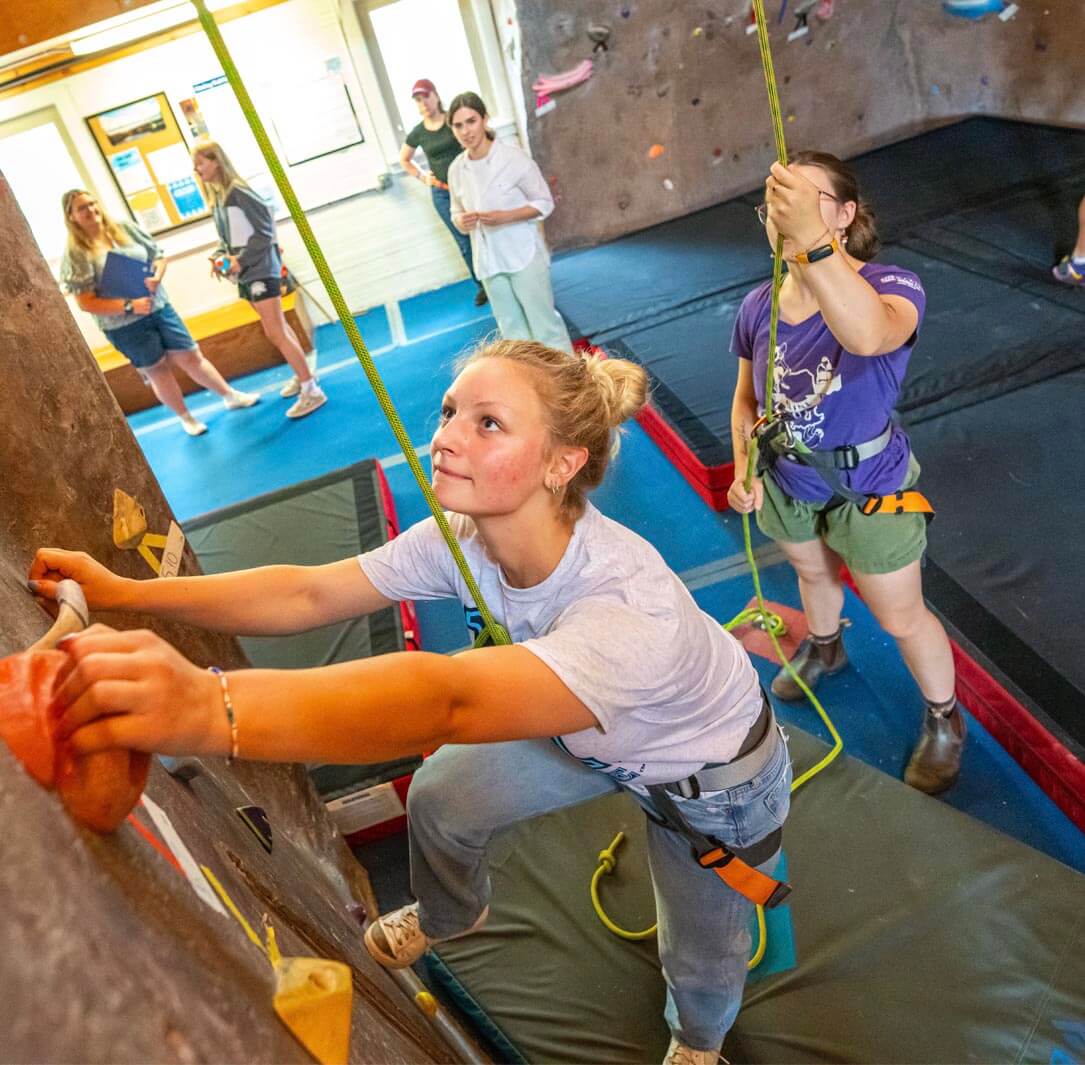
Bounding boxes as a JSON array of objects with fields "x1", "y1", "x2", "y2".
[
  {"x1": 192, "y1": 0, "x2": 509, "y2": 648},
  {"x1": 591, "y1": 0, "x2": 844, "y2": 961}
]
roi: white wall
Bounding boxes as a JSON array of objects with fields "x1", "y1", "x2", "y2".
[{"x1": 0, "y1": 0, "x2": 519, "y2": 353}]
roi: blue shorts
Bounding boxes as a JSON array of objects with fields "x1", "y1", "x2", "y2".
[{"x1": 105, "y1": 304, "x2": 196, "y2": 368}]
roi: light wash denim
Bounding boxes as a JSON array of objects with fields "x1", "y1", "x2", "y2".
[{"x1": 407, "y1": 730, "x2": 792, "y2": 1051}]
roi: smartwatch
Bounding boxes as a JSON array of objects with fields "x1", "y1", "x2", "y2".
[
  {"x1": 793, "y1": 238, "x2": 840, "y2": 266},
  {"x1": 123, "y1": 299, "x2": 134, "y2": 314}
]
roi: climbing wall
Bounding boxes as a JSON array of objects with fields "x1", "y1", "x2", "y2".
[
  {"x1": 0, "y1": 177, "x2": 468, "y2": 1063},
  {"x1": 509, "y1": 0, "x2": 1085, "y2": 247}
]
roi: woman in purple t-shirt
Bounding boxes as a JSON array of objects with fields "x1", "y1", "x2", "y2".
[{"x1": 729, "y1": 151, "x2": 964, "y2": 796}]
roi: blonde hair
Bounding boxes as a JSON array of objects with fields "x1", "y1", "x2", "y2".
[
  {"x1": 459, "y1": 340, "x2": 649, "y2": 519},
  {"x1": 192, "y1": 139, "x2": 248, "y2": 205},
  {"x1": 61, "y1": 189, "x2": 130, "y2": 254}
]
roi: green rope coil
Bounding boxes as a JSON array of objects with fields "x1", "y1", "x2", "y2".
[{"x1": 192, "y1": 0, "x2": 509, "y2": 648}]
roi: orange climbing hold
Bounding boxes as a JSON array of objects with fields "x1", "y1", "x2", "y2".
[
  {"x1": 647, "y1": 143, "x2": 665, "y2": 159},
  {"x1": 0, "y1": 649, "x2": 149, "y2": 832}
]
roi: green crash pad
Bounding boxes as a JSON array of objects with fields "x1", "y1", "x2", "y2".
[{"x1": 429, "y1": 727, "x2": 1085, "y2": 1063}]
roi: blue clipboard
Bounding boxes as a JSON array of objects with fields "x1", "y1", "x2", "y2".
[{"x1": 98, "y1": 251, "x2": 155, "y2": 299}]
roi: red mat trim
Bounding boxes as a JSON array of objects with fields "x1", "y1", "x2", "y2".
[
  {"x1": 838, "y1": 568, "x2": 1085, "y2": 833},
  {"x1": 374, "y1": 458, "x2": 421, "y2": 653},
  {"x1": 576, "y1": 339, "x2": 735, "y2": 511},
  {"x1": 346, "y1": 459, "x2": 421, "y2": 845}
]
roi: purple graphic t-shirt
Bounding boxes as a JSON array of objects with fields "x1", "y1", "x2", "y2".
[{"x1": 730, "y1": 262, "x2": 926, "y2": 503}]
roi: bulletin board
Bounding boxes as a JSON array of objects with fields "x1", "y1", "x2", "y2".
[{"x1": 85, "y1": 92, "x2": 209, "y2": 234}]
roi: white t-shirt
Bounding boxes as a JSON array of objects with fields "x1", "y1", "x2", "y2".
[
  {"x1": 357, "y1": 504, "x2": 763, "y2": 790},
  {"x1": 447, "y1": 140, "x2": 553, "y2": 279}
]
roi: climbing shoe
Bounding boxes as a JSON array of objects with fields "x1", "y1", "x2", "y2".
[
  {"x1": 770, "y1": 633, "x2": 848, "y2": 701},
  {"x1": 1052, "y1": 255, "x2": 1085, "y2": 287},
  {"x1": 364, "y1": 902, "x2": 489, "y2": 969},
  {"x1": 662, "y1": 1037, "x2": 727, "y2": 1065}
]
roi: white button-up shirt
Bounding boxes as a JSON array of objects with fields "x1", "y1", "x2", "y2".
[{"x1": 448, "y1": 139, "x2": 554, "y2": 279}]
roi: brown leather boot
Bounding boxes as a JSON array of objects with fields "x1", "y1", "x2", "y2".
[
  {"x1": 771, "y1": 633, "x2": 849, "y2": 701},
  {"x1": 904, "y1": 702, "x2": 967, "y2": 795}
]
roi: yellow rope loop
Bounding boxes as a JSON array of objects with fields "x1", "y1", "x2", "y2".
[
  {"x1": 589, "y1": 833, "x2": 656, "y2": 941},
  {"x1": 192, "y1": 0, "x2": 509, "y2": 648}
]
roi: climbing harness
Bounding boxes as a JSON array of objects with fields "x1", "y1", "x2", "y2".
[
  {"x1": 644, "y1": 701, "x2": 791, "y2": 909},
  {"x1": 590, "y1": 0, "x2": 846, "y2": 964},
  {"x1": 754, "y1": 418, "x2": 935, "y2": 521}
]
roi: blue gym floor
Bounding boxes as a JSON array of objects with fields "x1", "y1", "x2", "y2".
[{"x1": 130, "y1": 277, "x2": 1084, "y2": 875}]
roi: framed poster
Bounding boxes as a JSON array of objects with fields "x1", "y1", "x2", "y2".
[
  {"x1": 85, "y1": 93, "x2": 209, "y2": 234},
  {"x1": 270, "y1": 72, "x2": 364, "y2": 166}
]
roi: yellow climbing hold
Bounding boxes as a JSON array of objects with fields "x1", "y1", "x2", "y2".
[
  {"x1": 273, "y1": 956, "x2": 353, "y2": 1065},
  {"x1": 414, "y1": 990, "x2": 439, "y2": 1017},
  {"x1": 112, "y1": 488, "x2": 147, "y2": 549}
]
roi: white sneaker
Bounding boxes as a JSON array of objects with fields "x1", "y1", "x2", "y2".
[
  {"x1": 363, "y1": 902, "x2": 489, "y2": 970},
  {"x1": 662, "y1": 1037, "x2": 726, "y2": 1065},
  {"x1": 279, "y1": 376, "x2": 302, "y2": 398},
  {"x1": 180, "y1": 415, "x2": 208, "y2": 436},
  {"x1": 285, "y1": 386, "x2": 327, "y2": 419},
  {"x1": 223, "y1": 389, "x2": 259, "y2": 410}
]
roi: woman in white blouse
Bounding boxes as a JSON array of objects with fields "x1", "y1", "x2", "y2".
[{"x1": 447, "y1": 92, "x2": 572, "y2": 352}]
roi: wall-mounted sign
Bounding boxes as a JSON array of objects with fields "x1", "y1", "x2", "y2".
[{"x1": 86, "y1": 92, "x2": 208, "y2": 234}]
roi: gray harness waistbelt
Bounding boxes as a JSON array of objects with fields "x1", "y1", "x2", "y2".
[{"x1": 665, "y1": 697, "x2": 779, "y2": 799}]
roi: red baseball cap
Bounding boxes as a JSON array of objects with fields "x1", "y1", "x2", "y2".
[{"x1": 411, "y1": 79, "x2": 437, "y2": 97}]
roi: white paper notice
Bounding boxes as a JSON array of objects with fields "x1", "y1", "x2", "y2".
[
  {"x1": 146, "y1": 143, "x2": 194, "y2": 184},
  {"x1": 136, "y1": 200, "x2": 170, "y2": 233},
  {"x1": 141, "y1": 794, "x2": 228, "y2": 917},
  {"x1": 109, "y1": 149, "x2": 153, "y2": 195}
]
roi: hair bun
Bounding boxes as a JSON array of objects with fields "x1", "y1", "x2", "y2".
[{"x1": 581, "y1": 352, "x2": 649, "y2": 428}]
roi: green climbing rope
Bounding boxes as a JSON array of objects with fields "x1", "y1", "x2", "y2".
[
  {"x1": 192, "y1": 0, "x2": 509, "y2": 648},
  {"x1": 590, "y1": 0, "x2": 844, "y2": 965}
]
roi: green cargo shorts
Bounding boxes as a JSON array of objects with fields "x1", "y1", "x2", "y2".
[{"x1": 756, "y1": 454, "x2": 928, "y2": 575}]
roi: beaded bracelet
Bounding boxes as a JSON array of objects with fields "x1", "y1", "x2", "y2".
[{"x1": 208, "y1": 666, "x2": 239, "y2": 764}]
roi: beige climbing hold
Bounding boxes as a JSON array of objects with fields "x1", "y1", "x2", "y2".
[
  {"x1": 112, "y1": 489, "x2": 147, "y2": 549},
  {"x1": 273, "y1": 956, "x2": 353, "y2": 1065}
]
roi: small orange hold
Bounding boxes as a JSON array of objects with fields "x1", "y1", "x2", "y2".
[
  {"x1": 0, "y1": 650, "x2": 67, "y2": 787},
  {"x1": 56, "y1": 746, "x2": 151, "y2": 834},
  {"x1": 0, "y1": 649, "x2": 148, "y2": 833},
  {"x1": 647, "y1": 143, "x2": 665, "y2": 160}
]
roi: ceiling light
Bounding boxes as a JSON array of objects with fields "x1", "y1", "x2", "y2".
[{"x1": 68, "y1": 0, "x2": 231, "y2": 57}]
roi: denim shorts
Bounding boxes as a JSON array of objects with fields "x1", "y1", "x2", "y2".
[{"x1": 105, "y1": 303, "x2": 196, "y2": 368}]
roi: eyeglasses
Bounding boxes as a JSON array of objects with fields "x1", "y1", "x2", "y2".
[{"x1": 755, "y1": 190, "x2": 841, "y2": 225}]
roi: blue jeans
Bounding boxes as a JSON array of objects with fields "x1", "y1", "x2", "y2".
[
  {"x1": 407, "y1": 730, "x2": 792, "y2": 1050},
  {"x1": 431, "y1": 186, "x2": 477, "y2": 283}
]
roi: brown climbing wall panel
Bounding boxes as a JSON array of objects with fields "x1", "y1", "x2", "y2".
[
  {"x1": 513, "y1": 0, "x2": 1085, "y2": 248},
  {"x1": 0, "y1": 176, "x2": 461, "y2": 1064}
]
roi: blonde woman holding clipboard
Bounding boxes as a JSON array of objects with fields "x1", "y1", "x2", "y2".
[
  {"x1": 60, "y1": 189, "x2": 258, "y2": 436},
  {"x1": 193, "y1": 141, "x2": 326, "y2": 419}
]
